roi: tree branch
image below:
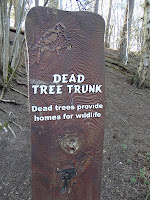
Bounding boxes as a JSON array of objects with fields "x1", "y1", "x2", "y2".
[{"x1": 44, "y1": 0, "x2": 49, "y2": 6}]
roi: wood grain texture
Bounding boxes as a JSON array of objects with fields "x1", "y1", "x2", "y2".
[{"x1": 25, "y1": 7, "x2": 105, "y2": 200}]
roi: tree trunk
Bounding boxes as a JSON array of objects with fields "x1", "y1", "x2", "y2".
[
  {"x1": 119, "y1": 2, "x2": 128, "y2": 65},
  {"x1": 0, "y1": 0, "x2": 2, "y2": 72},
  {"x1": 100, "y1": 0, "x2": 103, "y2": 16},
  {"x1": 0, "y1": 0, "x2": 25, "y2": 85},
  {"x1": 134, "y1": 0, "x2": 150, "y2": 88},
  {"x1": 14, "y1": 0, "x2": 17, "y2": 27},
  {"x1": 35, "y1": 0, "x2": 39, "y2": 7},
  {"x1": 119, "y1": 0, "x2": 134, "y2": 65},
  {"x1": 104, "y1": 0, "x2": 112, "y2": 48},
  {"x1": 10, "y1": 0, "x2": 26, "y2": 70},
  {"x1": 44, "y1": 0, "x2": 49, "y2": 6},
  {"x1": 94, "y1": 0, "x2": 99, "y2": 14},
  {"x1": 128, "y1": 0, "x2": 134, "y2": 44},
  {"x1": 2, "y1": 0, "x2": 11, "y2": 84},
  {"x1": 59, "y1": 0, "x2": 62, "y2": 9}
]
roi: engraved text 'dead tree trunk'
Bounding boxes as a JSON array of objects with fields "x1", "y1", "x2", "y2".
[{"x1": 25, "y1": 7, "x2": 105, "y2": 200}]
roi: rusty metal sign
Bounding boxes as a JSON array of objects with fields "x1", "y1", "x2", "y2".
[{"x1": 25, "y1": 7, "x2": 105, "y2": 200}]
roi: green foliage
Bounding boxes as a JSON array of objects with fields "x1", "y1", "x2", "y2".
[
  {"x1": 131, "y1": 167, "x2": 150, "y2": 199},
  {"x1": 121, "y1": 144, "x2": 127, "y2": 151},
  {"x1": 8, "y1": 65, "x2": 14, "y2": 76},
  {"x1": 131, "y1": 176, "x2": 136, "y2": 183},
  {"x1": 139, "y1": 169, "x2": 147, "y2": 178},
  {"x1": 130, "y1": 151, "x2": 150, "y2": 199},
  {"x1": 0, "y1": 122, "x2": 8, "y2": 131},
  {"x1": 127, "y1": 159, "x2": 133, "y2": 164},
  {"x1": 146, "y1": 152, "x2": 150, "y2": 161}
]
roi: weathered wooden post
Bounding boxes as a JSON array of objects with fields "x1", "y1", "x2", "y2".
[{"x1": 25, "y1": 7, "x2": 105, "y2": 200}]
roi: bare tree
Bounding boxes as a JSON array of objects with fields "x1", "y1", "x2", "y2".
[
  {"x1": 0, "y1": 0, "x2": 12, "y2": 85},
  {"x1": 44, "y1": 0, "x2": 49, "y2": 6},
  {"x1": 94, "y1": 0, "x2": 99, "y2": 14},
  {"x1": 0, "y1": 0, "x2": 26, "y2": 100},
  {"x1": 13, "y1": 0, "x2": 18, "y2": 27},
  {"x1": 35, "y1": 0, "x2": 39, "y2": 6},
  {"x1": 45, "y1": 0, "x2": 59, "y2": 8},
  {"x1": 128, "y1": 0, "x2": 134, "y2": 46},
  {"x1": 100, "y1": 0, "x2": 103, "y2": 16},
  {"x1": 119, "y1": 0, "x2": 134, "y2": 65},
  {"x1": 133, "y1": 0, "x2": 150, "y2": 88},
  {"x1": 104, "y1": 0, "x2": 112, "y2": 48},
  {"x1": 59, "y1": 0, "x2": 62, "y2": 9}
]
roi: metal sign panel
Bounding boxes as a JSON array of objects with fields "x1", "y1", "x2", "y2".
[{"x1": 25, "y1": 7, "x2": 105, "y2": 200}]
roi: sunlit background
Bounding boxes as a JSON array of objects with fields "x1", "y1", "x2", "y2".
[{"x1": 9, "y1": 0, "x2": 144, "y2": 52}]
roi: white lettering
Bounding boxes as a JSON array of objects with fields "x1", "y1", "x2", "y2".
[
  {"x1": 69, "y1": 74, "x2": 76, "y2": 83},
  {"x1": 55, "y1": 105, "x2": 75, "y2": 111},
  {"x1": 82, "y1": 85, "x2": 88, "y2": 93},
  {"x1": 32, "y1": 85, "x2": 39, "y2": 94},
  {"x1": 77, "y1": 74, "x2": 85, "y2": 83},
  {"x1": 40, "y1": 85, "x2": 48, "y2": 94},
  {"x1": 75, "y1": 112, "x2": 101, "y2": 119},
  {"x1": 74, "y1": 85, "x2": 81, "y2": 93},
  {"x1": 53, "y1": 74, "x2": 61, "y2": 83},
  {"x1": 89, "y1": 85, "x2": 95, "y2": 93},
  {"x1": 67, "y1": 85, "x2": 74, "y2": 93},
  {"x1": 57, "y1": 85, "x2": 63, "y2": 94},
  {"x1": 95, "y1": 85, "x2": 102, "y2": 93},
  {"x1": 34, "y1": 115, "x2": 39, "y2": 121},
  {"x1": 62, "y1": 74, "x2": 68, "y2": 83},
  {"x1": 34, "y1": 114, "x2": 61, "y2": 121},
  {"x1": 38, "y1": 107, "x2": 42, "y2": 111},
  {"x1": 32, "y1": 106, "x2": 37, "y2": 112},
  {"x1": 49, "y1": 85, "x2": 55, "y2": 94},
  {"x1": 48, "y1": 105, "x2": 52, "y2": 111},
  {"x1": 32, "y1": 105, "x2": 52, "y2": 112},
  {"x1": 43, "y1": 107, "x2": 48, "y2": 111},
  {"x1": 63, "y1": 113, "x2": 74, "y2": 119},
  {"x1": 77, "y1": 103, "x2": 103, "y2": 111}
]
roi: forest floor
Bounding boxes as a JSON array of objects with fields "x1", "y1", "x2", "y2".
[{"x1": 0, "y1": 47, "x2": 150, "y2": 200}]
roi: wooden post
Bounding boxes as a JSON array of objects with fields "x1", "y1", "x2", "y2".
[{"x1": 25, "y1": 7, "x2": 105, "y2": 200}]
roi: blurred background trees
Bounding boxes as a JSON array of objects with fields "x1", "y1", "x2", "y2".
[
  {"x1": 133, "y1": 0, "x2": 150, "y2": 88},
  {"x1": 0, "y1": 0, "x2": 27, "y2": 100},
  {"x1": 0, "y1": 0, "x2": 149, "y2": 98},
  {"x1": 118, "y1": 0, "x2": 134, "y2": 65}
]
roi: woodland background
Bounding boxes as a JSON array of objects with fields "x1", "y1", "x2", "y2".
[
  {"x1": 0, "y1": 0, "x2": 150, "y2": 199},
  {"x1": 0, "y1": 0, "x2": 150, "y2": 94}
]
